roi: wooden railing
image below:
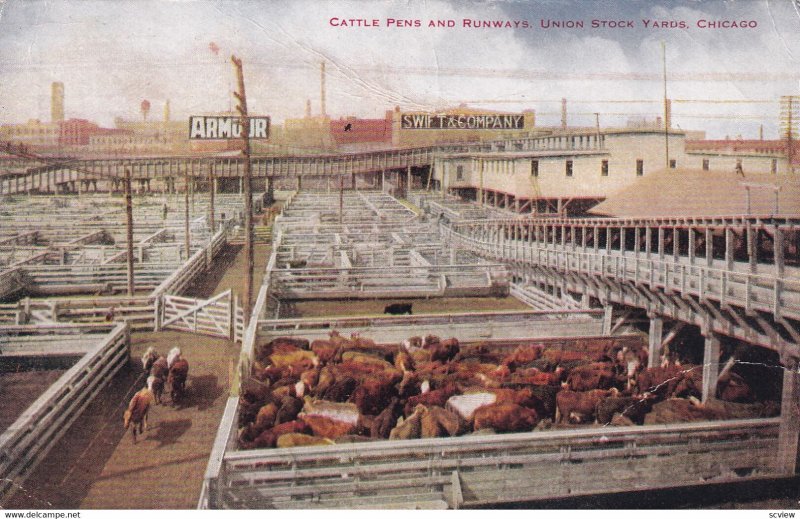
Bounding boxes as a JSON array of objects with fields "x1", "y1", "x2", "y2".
[
  {"x1": 202, "y1": 417, "x2": 780, "y2": 509},
  {"x1": 0, "y1": 323, "x2": 130, "y2": 506}
]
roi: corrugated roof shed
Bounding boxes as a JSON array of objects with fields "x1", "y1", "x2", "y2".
[{"x1": 589, "y1": 168, "x2": 800, "y2": 218}]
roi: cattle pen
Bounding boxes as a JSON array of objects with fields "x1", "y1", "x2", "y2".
[
  {"x1": 198, "y1": 189, "x2": 799, "y2": 510},
  {"x1": 199, "y1": 307, "x2": 786, "y2": 509},
  {"x1": 0, "y1": 322, "x2": 130, "y2": 506}
]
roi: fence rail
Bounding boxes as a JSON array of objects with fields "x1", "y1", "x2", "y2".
[
  {"x1": 203, "y1": 417, "x2": 780, "y2": 509},
  {"x1": 0, "y1": 323, "x2": 130, "y2": 506}
]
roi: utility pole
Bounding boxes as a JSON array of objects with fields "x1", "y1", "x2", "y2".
[
  {"x1": 232, "y1": 55, "x2": 254, "y2": 321},
  {"x1": 208, "y1": 162, "x2": 216, "y2": 232},
  {"x1": 124, "y1": 168, "x2": 135, "y2": 296},
  {"x1": 781, "y1": 95, "x2": 798, "y2": 174},
  {"x1": 184, "y1": 167, "x2": 191, "y2": 261},
  {"x1": 662, "y1": 41, "x2": 670, "y2": 169}
]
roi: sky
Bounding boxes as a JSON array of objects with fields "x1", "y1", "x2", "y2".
[{"x1": 1, "y1": 0, "x2": 799, "y2": 139}]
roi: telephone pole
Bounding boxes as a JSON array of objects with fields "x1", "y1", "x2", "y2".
[
  {"x1": 781, "y1": 95, "x2": 798, "y2": 174},
  {"x1": 125, "y1": 168, "x2": 135, "y2": 296},
  {"x1": 662, "y1": 41, "x2": 670, "y2": 169},
  {"x1": 232, "y1": 55, "x2": 254, "y2": 321}
]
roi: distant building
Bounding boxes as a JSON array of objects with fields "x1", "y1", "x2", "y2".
[
  {"x1": 0, "y1": 119, "x2": 60, "y2": 146},
  {"x1": 391, "y1": 106, "x2": 537, "y2": 148},
  {"x1": 330, "y1": 113, "x2": 393, "y2": 151},
  {"x1": 51, "y1": 82, "x2": 65, "y2": 123}
]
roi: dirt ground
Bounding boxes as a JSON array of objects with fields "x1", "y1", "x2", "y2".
[
  {"x1": 4, "y1": 241, "x2": 261, "y2": 509},
  {"x1": 286, "y1": 295, "x2": 529, "y2": 318},
  {"x1": 0, "y1": 369, "x2": 67, "y2": 434}
]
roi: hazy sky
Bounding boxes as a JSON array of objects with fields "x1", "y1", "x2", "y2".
[{"x1": 1, "y1": 0, "x2": 799, "y2": 138}]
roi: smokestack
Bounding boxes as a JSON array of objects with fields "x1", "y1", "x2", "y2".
[
  {"x1": 560, "y1": 98, "x2": 567, "y2": 129},
  {"x1": 320, "y1": 61, "x2": 327, "y2": 117},
  {"x1": 760, "y1": 124, "x2": 764, "y2": 140},
  {"x1": 51, "y1": 82, "x2": 64, "y2": 123},
  {"x1": 164, "y1": 100, "x2": 171, "y2": 122},
  {"x1": 306, "y1": 99, "x2": 311, "y2": 118}
]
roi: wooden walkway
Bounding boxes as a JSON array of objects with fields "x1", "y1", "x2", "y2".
[
  {"x1": 4, "y1": 242, "x2": 270, "y2": 509},
  {"x1": 5, "y1": 331, "x2": 238, "y2": 509}
]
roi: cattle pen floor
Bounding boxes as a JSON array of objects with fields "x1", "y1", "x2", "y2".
[
  {"x1": 4, "y1": 331, "x2": 238, "y2": 509},
  {"x1": 283, "y1": 295, "x2": 530, "y2": 318},
  {"x1": 2, "y1": 241, "x2": 265, "y2": 509}
]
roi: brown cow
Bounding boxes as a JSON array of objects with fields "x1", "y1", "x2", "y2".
[
  {"x1": 243, "y1": 419, "x2": 309, "y2": 449},
  {"x1": 389, "y1": 404, "x2": 426, "y2": 440},
  {"x1": 371, "y1": 397, "x2": 403, "y2": 439},
  {"x1": 501, "y1": 343, "x2": 543, "y2": 369},
  {"x1": 167, "y1": 357, "x2": 189, "y2": 404},
  {"x1": 643, "y1": 397, "x2": 723, "y2": 425},
  {"x1": 124, "y1": 386, "x2": 154, "y2": 443},
  {"x1": 566, "y1": 362, "x2": 617, "y2": 391},
  {"x1": 595, "y1": 395, "x2": 653, "y2": 425},
  {"x1": 404, "y1": 382, "x2": 458, "y2": 416},
  {"x1": 473, "y1": 402, "x2": 538, "y2": 433},
  {"x1": 555, "y1": 389, "x2": 615, "y2": 424},
  {"x1": 302, "y1": 414, "x2": 355, "y2": 439},
  {"x1": 276, "y1": 433, "x2": 334, "y2": 448},
  {"x1": 351, "y1": 374, "x2": 400, "y2": 415}
]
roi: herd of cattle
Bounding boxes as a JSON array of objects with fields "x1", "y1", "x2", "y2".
[
  {"x1": 123, "y1": 346, "x2": 190, "y2": 442},
  {"x1": 237, "y1": 332, "x2": 780, "y2": 449}
]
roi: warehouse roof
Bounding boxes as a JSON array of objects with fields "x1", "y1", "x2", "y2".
[{"x1": 589, "y1": 168, "x2": 800, "y2": 218}]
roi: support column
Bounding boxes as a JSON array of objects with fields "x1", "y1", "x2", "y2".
[
  {"x1": 747, "y1": 223, "x2": 757, "y2": 272},
  {"x1": 406, "y1": 165, "x2": 412, "y2": 197},
  {"x1": 602, "y1": 305, "x2": 613, "y2": 335},
  {"x1": 777, "y1": 354, "x2": 800, "y2": 475},
  {"x1": 648, "y1": 316, "x2": 663, "y2": 368},
  {"x1": 701, "y1": 332, "x2": 721, "y2": 403},
  {"x1": 381, "y1": 169, "x2": 385, "y2": 192}
]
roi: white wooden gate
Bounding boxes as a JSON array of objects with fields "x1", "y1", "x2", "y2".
[{"x1": 161, "y1": 289, "x2": 243, "y2": 341}]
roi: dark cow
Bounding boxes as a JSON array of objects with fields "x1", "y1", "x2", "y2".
[
  {"x1": 555, "y1": 389, "x2": 615, "y2": 424},
  {"x1": 384, "y1": 303, "x2": 413, "y2": 315},
  {"x1": 595, "y1": 395, "x2": 653, "y2": 425}
]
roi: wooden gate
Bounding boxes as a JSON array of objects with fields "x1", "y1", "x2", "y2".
[{"x1": 161, "y1": 289, "x2": 242, "y2": 341}]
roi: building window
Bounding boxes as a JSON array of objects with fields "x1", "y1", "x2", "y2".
[
  {"x1": 771, "y1": 159, "x2": 777, "y2": 174},
  {"x1": 566, "y1": 160, "x2": 573, "y2": 177},
  {"x1": 601, "y1": 160, "x2": 608, "y2": 176},
  {"x1": 456, "y1": 165, "x2": 464, "y2": 180},
  {"x1": 531, "y1": 160, "x2": 539, "y2": 177},
  {"x1": 669, "y1": 159, "x2": 676, "y2": 169},
  {"x1": 636, "y1": 159, "x2": 644, "y2": 176},
  {"x1": 702, "y1": 159, "x2": 709, "y2": 171}
]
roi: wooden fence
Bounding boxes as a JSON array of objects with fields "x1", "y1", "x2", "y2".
[
  {"x1": 0, "y1": 323, "x2": 130, "y2": 506},
  {"x1": 200, "y1": 415, "x2": 781, "y2": 509},
  {"x1": 161, "y1": 289, "x2": 243, "y2": 341}
]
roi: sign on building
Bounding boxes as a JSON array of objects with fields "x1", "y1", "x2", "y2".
[
  {"x1": 401, "y1": 113, "x2": 524, "y2": 130},
  {"x1": 188, "y1": 116, "x2": 270, "y2": 139}
]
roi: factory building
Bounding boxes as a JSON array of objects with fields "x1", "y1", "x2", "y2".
[{"x1": 432, "y1": 129, "x2": 793, "y2": 216}]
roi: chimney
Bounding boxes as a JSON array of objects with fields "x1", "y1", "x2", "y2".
[
  {"x1": 51, "y1": 82, "x2": 65, "y2": 123},
  {"x1": 305, "y1": 99, "x2": 311, "y2": 118},
  {"x1": 163, "y1": 100, "x2": 171, "y2": 122},
  {"x1": 560, "y1": 98, "x2": 567, "y2": 129},
  {"x1": 760, "y1": 124, "x2": 764, "y2": 140},
  {"x1": 320, "y1": 61, "x2": 327, "y2": 117}
]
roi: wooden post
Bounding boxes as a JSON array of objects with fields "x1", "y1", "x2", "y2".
[
  {"x1": 209, "y1": 162, "x2": 216, "y2": 232},
  {"x1": 125, "y1": 168, "x2": 135, "y2": 296},
  {"x1": 701, "y1": 332, "x2": 720, "y2": 403},
  {"x1": 232, "y1": 55, "x2": 254, "y2": 323},
  {"x1": 777, "y1": 354, "x2": 800, "y2": 475},
  {"x1": 184, "y1": 168, "x2": 191, "y2": 261},
  {"x1": 648, "y1": 316, "x2": 663, "y2": 368}
]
